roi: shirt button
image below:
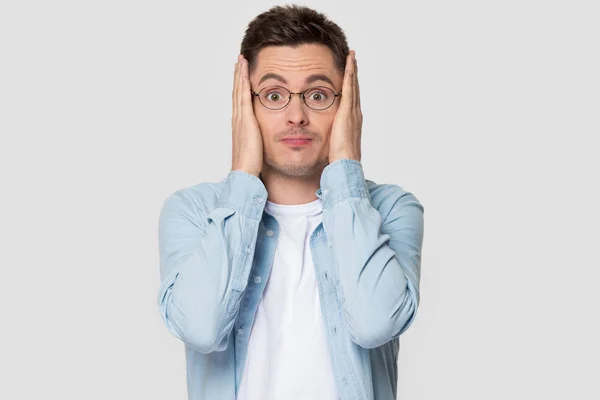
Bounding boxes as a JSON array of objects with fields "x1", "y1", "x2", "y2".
[
  {"x1": 266, "y1": 230, "x2": 274, "y2": 236},
  {"x1": 254, "y1": 276, "x2": 262, "y2": 284},
  {"x1": 255, "y1": 196, "x2": 264, "y2": 203},
  {"x1": 237, "y1": 328, "x2": 244, "y2": 336},
  {"x1": 322, "y1": 188, "x2": 329, "y2": 195},
  {"x1": 245, "y1": 245, "x2": 253, "y2": 253}
]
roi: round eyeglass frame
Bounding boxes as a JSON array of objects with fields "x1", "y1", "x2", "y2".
[{"x1": 251, "y1": 85, "x2": 342, "y2": 111}]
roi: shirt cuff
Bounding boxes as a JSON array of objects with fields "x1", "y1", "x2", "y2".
[
  {"x1": 216, "y1": 170, "x2": 268, "y2": 221},
  {"x1": 319, "y1": 159, "x2": 371, "y2": 209}
]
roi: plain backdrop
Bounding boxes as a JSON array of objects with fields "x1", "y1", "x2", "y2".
[{"x1": 1, "y1": 0, "x2": 598, "y2": 399}]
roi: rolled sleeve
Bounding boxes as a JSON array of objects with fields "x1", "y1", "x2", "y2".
[
  {"x1": 319, "y1": 159, "x2": 371, "y2": 208},
  {"x1": 217, "y1": 170, "x2": 268, "y2": 221}
]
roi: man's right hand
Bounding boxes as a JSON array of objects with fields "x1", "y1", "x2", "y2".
[{"x1": 231, "y1": 54, "x2": 263, "y2": 178}]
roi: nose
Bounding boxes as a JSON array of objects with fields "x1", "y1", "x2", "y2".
[{"x1": 285, "y1": 93, "x2": 308, "y2": 127}]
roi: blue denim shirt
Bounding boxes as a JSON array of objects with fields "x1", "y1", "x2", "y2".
[{"x1": 157, "y1": 159, "x2": 425, "y2": 400}]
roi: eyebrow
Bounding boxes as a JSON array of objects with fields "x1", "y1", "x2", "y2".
[{"x1": 258, "y1": 73, "x2": 335, "y2": 88}]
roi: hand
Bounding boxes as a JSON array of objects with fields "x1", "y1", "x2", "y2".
[
  {"x1": 329, "y1": 50, "x2": 362, "y2": 163},
  {"x1": 231, "y1": 54, "x2": 263, "y2": 177}
]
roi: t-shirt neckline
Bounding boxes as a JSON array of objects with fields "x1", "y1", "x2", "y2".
[{"x1": 265, "y1": 197, "x2": 322, "y2": 217}]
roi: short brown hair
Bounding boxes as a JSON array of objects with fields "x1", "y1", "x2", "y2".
[{"x1": 240, "y1": 4, "x2": 350, "y2": 77}]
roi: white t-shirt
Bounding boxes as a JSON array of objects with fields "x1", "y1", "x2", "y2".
[{"x1": 237, "y1": 198, "x2": 339, "y2": 400}]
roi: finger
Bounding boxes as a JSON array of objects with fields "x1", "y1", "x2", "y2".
[
  {"x1": 341, "y1": 52, "x2": 354, "y2": 109},
  {"x1": 354, "y1": 56, "x2": 361, "y2": 109},
  {"x1": 237, "y1": 57, "x2": 244, "y2": 116},
  {"x1": 351, "y1": 52, "x2": 356, "y2": 109},
  {"x1": 349, "y1": 50, "x2": 357, "y2": 109},
  {"x1": 240, "y1": 58, "x2": 253, "y2": 116},
  {"x1": 232, "y1": 60, "x2": 240, "y2": 115}
]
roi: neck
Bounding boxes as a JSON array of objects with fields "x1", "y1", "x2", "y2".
[{"x1": 259, "y1": 164, "x2": 324, "y2": 205}]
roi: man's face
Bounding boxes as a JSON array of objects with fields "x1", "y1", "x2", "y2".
[{"x1": 249, "y1": 43, "x2": 343, "y2": 179}]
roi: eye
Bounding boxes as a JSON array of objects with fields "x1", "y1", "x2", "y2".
[
  {"x1": 305, "y1": 88, "x2": 330, "y2": 102},
  {"x1": 265, "y1": 90, "x2": 286, "y2": 102}
]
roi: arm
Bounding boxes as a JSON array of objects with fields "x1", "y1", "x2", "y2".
[
  {"x1": 157, "y1": 171, "x2": 267, "y2": 353},
  {"x1": 320, "y1": 159, "x2": 425, "y2": 349}
]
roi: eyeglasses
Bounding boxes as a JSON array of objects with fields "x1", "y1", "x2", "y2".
[{"x1": 251, "y1": 85, "x2": 342, "y2": 111}]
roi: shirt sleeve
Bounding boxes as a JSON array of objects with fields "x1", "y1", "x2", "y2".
[
  {"x1": 319, "y1": 159, "x2": 425, "y2": 349},
  {"x1": 157, "y1": 171, "x2": 267, "y2": 353}
]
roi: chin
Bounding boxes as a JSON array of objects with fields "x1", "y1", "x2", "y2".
[{"x1": 265, "y1": 156, "x2": 327, "y2": 178}]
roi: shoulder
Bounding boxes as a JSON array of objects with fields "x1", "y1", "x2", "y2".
[
  {"x1": 160, "y1": 180, "x2": 225, "y2": 219},
  {"x1": 365, "y1": 178, "x2": 424, "y2": 220}
]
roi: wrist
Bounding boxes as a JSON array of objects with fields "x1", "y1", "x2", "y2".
[
  {"x1": 328, "y1": 153, "x2": 361, "y2": 163},
  {"x1": 232, "y1": 166, "x2": 261, "y2": 178}
]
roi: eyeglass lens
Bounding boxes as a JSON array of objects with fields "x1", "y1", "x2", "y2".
[{"x1": 257, "y1": 86, "x2": 336, "y2": 110}]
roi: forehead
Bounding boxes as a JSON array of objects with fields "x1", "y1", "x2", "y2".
[{"x1": 252, "y1": 44, "x2": 341, "y2": 87}]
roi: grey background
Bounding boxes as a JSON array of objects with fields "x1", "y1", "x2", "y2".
[{"x1": 1, "y1": 0, "x2": 598, "y2": 399}]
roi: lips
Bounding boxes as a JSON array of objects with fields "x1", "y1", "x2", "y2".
[
  {"x1": 282, "y1": 138, "x2": 312, "y2": 145},
  {"x1": 282, "y1": 136, "x2": 312, "y2": 146}
]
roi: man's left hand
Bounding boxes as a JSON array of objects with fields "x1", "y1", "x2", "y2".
[{"x1": 329, "y1": 50, "x2": 362, "y2": 163}]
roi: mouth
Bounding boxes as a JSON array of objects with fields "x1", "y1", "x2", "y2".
[{"x1": 281, "y1": 138, "x2": 313, "y2": 146}]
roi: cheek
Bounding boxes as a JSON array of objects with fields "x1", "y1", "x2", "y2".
[
  {"x1": 253, "y1": 104, "x2": 269, "y2": 129},
  {"x1": 314, "y1": 111, "x2": 336, "y2": 133},
  {"x1": 254, "y1": 107, "x2": 279, "y2": 141}
]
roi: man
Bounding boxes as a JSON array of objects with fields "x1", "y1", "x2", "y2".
[{"x1": 157, "y1": 4, "x2": 424, "y2": 400}]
